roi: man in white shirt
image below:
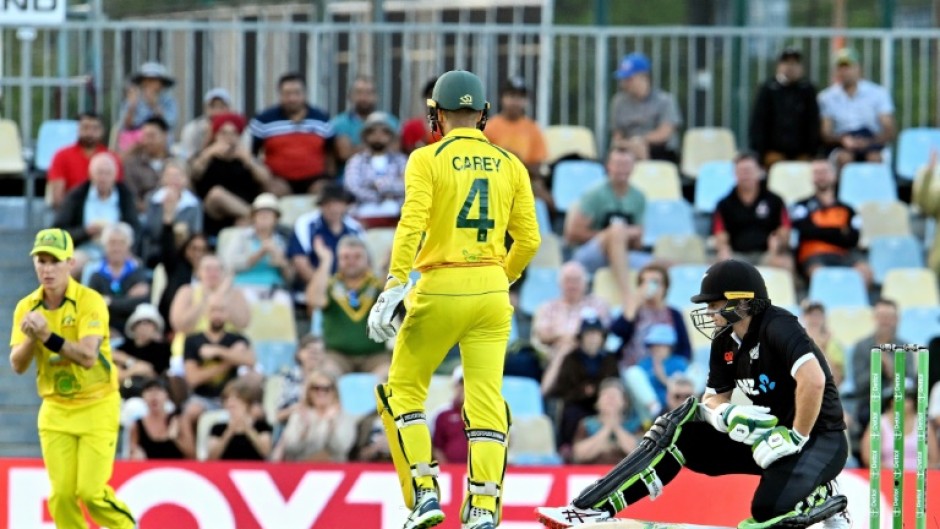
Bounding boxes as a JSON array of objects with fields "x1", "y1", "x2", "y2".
[{"x1": 818, "y1": 48, "x2": 895, "y2": 167}]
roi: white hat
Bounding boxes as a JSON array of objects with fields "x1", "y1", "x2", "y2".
[
  {"x1": 124, "y1": 303, "x2": 165, "y2": 339},
  {"x1": 131, "y1": 62, "x2": 175, "y2": 87},
  {"x1": 204, "y1": 87, "x2": 232, "y2": 106},
  {"x1": 251, "y1": 192, "x2": 281, "y2": 215}
]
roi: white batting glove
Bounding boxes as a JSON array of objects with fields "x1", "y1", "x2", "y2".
[
  {"x1": 752, "y1": 426, "x2": 808, "y2": 469},
  {"x1": 367, "y1": 280, "x2": 412, "y2": 343},
  {"x1": 700, "y1": 403, "x2": 779, "y2": 445}
]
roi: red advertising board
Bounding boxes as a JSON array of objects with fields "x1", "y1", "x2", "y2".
[{"x1": 0, "y1": 459, "x2": 934, "y2": 529}]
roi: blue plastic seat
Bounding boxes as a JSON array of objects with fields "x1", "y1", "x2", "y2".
[
  {"x1": 642, "y1": 199, "x2": 696, "y2": 247},
  {"x1": 868, "y1": 235, "x2": 924, "y2": 284},
  {"x1": 338, "y1": 372, "x2": 380, "y2": 416},
  {"x1": 898, "y1": 307, "x2": 940, "y2": 348},
  {"x1": 807, "y1": 267, "x2": 869, "y2": 308},
  {"x1": 666, "y1": 264, "x2": 709, "y2": 308},
  {"x1": 35, "y1": 120, "x2": 79, "y2": 172},
  {"x1": 254, "y1": 340, "x2": 297, "y2": 376},
  {"x1": 551, "y1": 160, "x2": 606, "y2": 212},
  {"x1": 519, "y1": 267, "x2": 560, "y2": 315},
  {"x1": 838, "y1": 163, "x2": 897, "y2": 209},
  {"x1": 502, "y1": 375, "x2": 544, "y2": 419},
  {"x1": 693, "y1": 161, "x2": 735, "y2": 213},
  {"x1": 896, "y1": 128, "x2": 940, "y2": 180},
  {"x1": 534, "y1": 198, "x2": 552, "y2": 234}
]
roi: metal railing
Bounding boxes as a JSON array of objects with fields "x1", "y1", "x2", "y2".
[{"x1": 2, "y1": 21, "x2": 939, "y2": 154}]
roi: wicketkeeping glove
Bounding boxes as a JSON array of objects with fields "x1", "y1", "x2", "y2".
[
  {"x1": 752, "y1": 426, "x2": 808, "y2": 469},
  {"x1": 367, "y1": 280, "x2": 412, "y2": 343},
  {"x1": 700, "y1": 403, "x2": 779, "y2": 445}
]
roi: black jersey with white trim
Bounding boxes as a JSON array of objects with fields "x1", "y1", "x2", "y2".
[{"x1": 705, "y1": 305, "x2": 845, "y2": 433}]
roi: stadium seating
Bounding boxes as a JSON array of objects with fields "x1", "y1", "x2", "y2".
[
  {"x1": 552, "y1": 160, "x2": 606, "y2": 212},
  {"x1": 544, "y1": 125, "x2": 598, "y2": 164},
  {"x1": 502, "y1": 375, "x2": 544, "y2": 419},
  {"x1": 757, "y1": 266, "x2": 797, "y2": 307},
  {"x1": 508, "y1": 415, "x2": 563, "y2": 465},
  {"x1": 652, "y1": 234, "x2": 707, "y2": 264},
  {"x1": 838, "y1": 163, "x2": 897, "y2": 209},
  {"x1": 898, "y1": 306, "x2": 940, "y2": 348},
  {"x1": 807, "y1": 267, "x2": 868, "y2": 308},
  {"x1": 641, "y1": 199, "x2": 695, "y2": 246},
  {"x1": 693, "y1": 161, "x2": 735, "y2": 213},
  {"x1": 859, "y1": 201, "x2": 911, "y2": 247},
  {"x1": 278, "y1": 194, "x2": 317, "y2": 228},
  {"x1": 245, "y1": 295, "x2": 297, "y2": 342},
  {"x1": 680, "y1": 127, "x2": 736, "y2": 178},
  {"x1": 881, "y1": 268, "x2": 939, "y2": 310},
  {"x1": 150, "y1": 264, "x2": 167, "y2": 306},
  {"x1": 196, "y1": 409, "x2": 230, "y2": 461},
  {"x1": 535, "y1": 198, "x2": 552, "y2": 234},
  {"x1": 0, "y1": 119, "x2": 26, "y2": 175},
  {"x1": 896, "y1": 127, "x2": 940, "y2": 180},
  {"x1": 591, "y1": 267, "x2": 621, "y2": 308},
  {"x1": 631, "y1": 160, "x2": 682, "y2": 201},
  {"x1": 425, "y1": 374, "x2": 455, "y2": 413},
  {"x1": 520, "y1": 267, "x2": 560, "y2": 315},
  {"x1": 868, "y1": 235, "x2": 925, "y2": 284},
  {"x1": 364, "y1": 227, "x2": 396, "y2": 275},
  {"x1": 338, "y1": 372, "x2": 380, "y2": 417},
  {"x1": 216, "y1": 227, "x2": 240, "y2": 260},
  {"x1": 34, "y1": 120, "x2": 78, "y2": 172},
  {"x1": 767, "y1": 161, "x2": 814, "y2": 205},
  {"x1": 262, "y1": 374, "x2": 285, "y2": 425},
  {"x1": 254, "y1": 340, "x2": 296, "y2": 375},
  {"x1": 529, "y1": 232, "x2": 563, "y2": 269},
  {"x1": 827, "y1": 306, "x2": 874, "y2": 350},
  {"x1": 666, "y1": 264, "x2": 709, "y2": 308}
]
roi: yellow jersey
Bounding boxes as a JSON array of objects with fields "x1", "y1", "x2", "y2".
[
  {"x1": 388, "y1": 127, "x2": 541, "y2": 288},
  {"x1": 10, "y1": 278, "x2": 118, "y2": 406}
]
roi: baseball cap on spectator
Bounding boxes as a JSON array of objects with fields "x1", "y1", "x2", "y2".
[
  {"x1": 501, "y1": 76, "x2": 528, "y2": 95},
  {"x1": 778, "y1": 47, "x2": 802, "y2": 62},
  {"x1": 452, "y1": 365, "x2": 464, "y2": 384},
  {"x1": 615, "y1": 52, "x2": 651, "y2": 80},
  {"x1": 578, "y1": 310, "x2": 607, "y2": 336},
  {"x1": 131, "y1": 62, "x2": 175, "y2": 87},
  {"x1": 204, "y1": 87, "x2": 232, "y2": 106},
  {"x1": 124, "y1": 303, "x2": 166, "y2": 340},
  {"x1": 644, "y1": 323, "x2": 677, "y2": 347},
  {"x1": 251, "y1": 193, "x2": 281, "y2": 216},
  {"x1": 317, "y1": 182, "x2": 355, "y2": 206},
  {"x1": 210, "y1": 112, "x2": 247, "y2": 135},
  {"x1": 30, "y1": 228, "x2": 74, "y2": 261},
  {"x1": 361, "y1": 111, "x2": 398, "y2": 138},
  {"x1": 834, "y1": 47, "x2": 860, "y2": 67}
]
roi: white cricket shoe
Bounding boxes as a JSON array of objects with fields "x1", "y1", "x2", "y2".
[
  {"x1": 403, "y1": 489, "x2": 445, "y2": 529},
  {"x1": 820, "y1": 509, "x2": 852, "y2": 529},
  {"x1": 462, "y1": 507, "x2": 496, "y2": 529},
  {"x1": 535, "y1": 505, "x2": 612, "y2": 529}
]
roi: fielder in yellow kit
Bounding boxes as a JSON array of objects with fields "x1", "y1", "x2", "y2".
[
  {"x1": 368, "y1": 70, "x2": 541, "y2": 529},
  {"x1": 9, "y1": 228, "x2": 135, "y2": 529}
]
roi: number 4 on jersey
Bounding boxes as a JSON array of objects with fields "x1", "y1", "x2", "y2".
[{"x1": 456, "y1": 178, "x2": 495, "y2": 242}]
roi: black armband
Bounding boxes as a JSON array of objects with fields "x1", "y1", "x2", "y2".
[{"x1": 43, "y1": 333, "x2": 65, "y2": 353}]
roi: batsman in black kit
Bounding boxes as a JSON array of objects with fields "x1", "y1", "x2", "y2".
[{"x1": 536, "y1": 259, "x2": 851, "y2": 529}]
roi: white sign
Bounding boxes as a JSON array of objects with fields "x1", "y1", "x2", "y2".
[{"x1": 0, "y1": 0, "x2": 66, "y2": 26}]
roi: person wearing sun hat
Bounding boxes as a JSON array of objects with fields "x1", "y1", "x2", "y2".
[
  {"x1": 343, "y1": 111, "x2": 408, "y2": 224},
  {"x1": 609, "y1": 52, "x2": 682, "y2": 162},
  {"x1": 220, "y1": 192, "x2": 293, "y2": 288},
  {"x1": 180, "y1": 87, "x2": 234, "y2": 159},
  {"x1": 120, "y1": 61, "x2": 179, "y2": 136},
  {"x1": 113, "y1": 303, "x2": 172, "y2": 398},
  {"x1": 9, "y1": 228, "x2": 136, "y2": 529}
]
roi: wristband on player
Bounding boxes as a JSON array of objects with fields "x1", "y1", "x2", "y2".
[{"x1": 43, "y1": 332, "x2": 65, "y2": 353}]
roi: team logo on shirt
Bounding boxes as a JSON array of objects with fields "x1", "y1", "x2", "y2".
[
  {"x1": 749, "y1": 344, "x2": 760, "y2": 360},
  {"x1": 61, "y1": 314, "x2": 75, "y2": 327},
  {"x1": 724, "y1": 351, "x2": 734, "y2": 363},
  {"x1": 758, "y1": 374, "x2": 776, "y2": 393},
  {"x1": 736, "y1": 374, "x2": 777, "y2": 396},
  {"x1": 736, "y1": 379, "x2": 760, "y2": 396}
]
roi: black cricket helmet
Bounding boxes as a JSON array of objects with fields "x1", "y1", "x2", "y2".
[{"x1": 690, "y1": 259, "x2": 770, "y2": 340}]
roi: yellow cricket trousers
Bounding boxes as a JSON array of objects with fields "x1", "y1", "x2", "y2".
[
  {"x1": 38, "y1": 391, "x2": 136, "y2": 529},
  {"x1": 386, "y1": 265, "x2": 513, "y2": 514}
]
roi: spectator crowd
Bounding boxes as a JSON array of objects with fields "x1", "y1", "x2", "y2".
[{"x1": 28, "y1": 48, "x2": 940, "y2": 469}]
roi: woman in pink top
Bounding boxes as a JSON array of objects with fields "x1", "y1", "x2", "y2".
[{"x1": 860, "y1": 384, "x2": 939, "y2": 470}]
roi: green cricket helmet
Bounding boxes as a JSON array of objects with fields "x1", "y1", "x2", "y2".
[{"x1": 427, "y1": 70, "x2": 490, "y2": 131}]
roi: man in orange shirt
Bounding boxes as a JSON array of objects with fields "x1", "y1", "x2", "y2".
[{"x1": 484, "y1": 77, "x2": 551, "y2": 204}]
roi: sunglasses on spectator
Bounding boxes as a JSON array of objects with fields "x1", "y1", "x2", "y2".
[{"x1": 309, "y1": 385, "x2": 335, "y2": 393}]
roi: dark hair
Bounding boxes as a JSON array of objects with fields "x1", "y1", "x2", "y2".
[
  {"x1": 607, "y1": 147, "x2": 635, "y2": 161},
  {"x1": 422, "y1": 78, "x2": 438, "y2": 99},
  {"x1": 874, "y1": 297, "x2": 898, "y2": 311},
  {"x1": 141, "y1": 377, "x2": 167, "y2": 392},
  {"x1": 637, "y1": 263, "x2": 670, "y2": 292},
  {"x1": 77, "y1": 112, "x2": 102, "y2": 122},
  {"x1": 143, "y1": 116, "x2": 170, "y2": 133},
  {"x1": 278, "y1": 72, "x2": 306, "y2": 89},
  {"x1": 733, "y1": 151, "x2": 760, "y2": 165}
]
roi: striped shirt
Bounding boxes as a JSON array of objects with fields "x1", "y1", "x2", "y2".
[{"x1": 250, "y1": 104, "x2": 335, "y2": 180}]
